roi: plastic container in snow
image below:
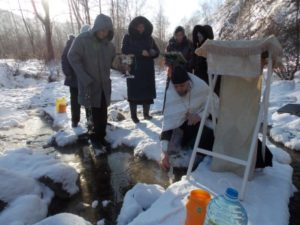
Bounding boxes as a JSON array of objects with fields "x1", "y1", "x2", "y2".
[
  {"x1": 185, "y1": 189, "x2": 211, "y2": 225},
  {"x1": 204, "y1": 188, "x2": 248, "y2": 225},
  {"x1": 56, "y1": 97, "x2": 67, "y2": 113}
]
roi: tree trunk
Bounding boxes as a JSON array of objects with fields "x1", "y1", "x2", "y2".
[
  {"x1": 31, "y1": 0, "x2": 54, "y2": 62},
  {"x1": 18, "y1": 0, "x2": 36, "y2": 55}
]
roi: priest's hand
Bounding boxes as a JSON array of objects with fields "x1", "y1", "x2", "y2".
[
  {"x1": 187, "y1": 112, "x2": 201, "y2": 126},
  {"x1": 160, "y1": 152, "x2": 170, "y2": 170}
]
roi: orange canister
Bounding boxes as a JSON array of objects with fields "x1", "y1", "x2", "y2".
[
  {"x1": 58, "y1": 102, "x2": 67, "y2": 113},
  {"x1": 185, "y1": 189, "x2": 211, "y2": 225},
  {"x1": 56, "y1": 97, "x2": 67, "y2": 113}
]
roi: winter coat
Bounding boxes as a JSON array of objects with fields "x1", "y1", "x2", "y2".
[
  {"x1": 68, "y1": 14, "x2": 116, "y2": 108},
  {"x1": 61, "y1": 36, "x2": 77, "y2": 87},
  {"x1": 166, "y1": 36, "x2": 194, "y2": 71},
  {"x1": 191, "y1": 25, "x2": 214, "y2": 83},
  {"x1": 121, "y1": 16, "x2": 160, "y2": 103}
]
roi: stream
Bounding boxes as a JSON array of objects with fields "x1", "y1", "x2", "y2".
[{"x1": 0, "y1": 114, "x2": 183, "y2": 225}]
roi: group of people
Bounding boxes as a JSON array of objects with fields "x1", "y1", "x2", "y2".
[{"x1": 62, "y1": 14, "x2": 273, "y2": 171}]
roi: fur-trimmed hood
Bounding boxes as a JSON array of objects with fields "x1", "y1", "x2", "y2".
[
  {"x1": 192, "y1": 25, "x2": 214, "y2": 48},
  {"x1": 128, "y1": 16, "x2": 153, "y2": 39}
]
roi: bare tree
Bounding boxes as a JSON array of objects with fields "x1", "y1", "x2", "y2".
[
  {"x1": 99, "y1": 0, "x2": 102, "y2": 13},
  {"x1": 154, "y1": 3, "x2": 169, "y2": 51},
  {"x1": 80, "y1": 0, "x2": 91, "y2": 24},
  {"x1": 67, "y1": 0, "x2": 75, "y2": 34},
  {"x1": 18, "y1": 0, "x2": 36, "y2": 55},
  {"x1": 31, "y1": 0, "x2": 55, "y2": 62},
  {"x1": 70, "y1": 0, "x2": 84, "y2": 32}
]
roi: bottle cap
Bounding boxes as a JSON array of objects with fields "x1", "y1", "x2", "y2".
[{"x1": 225, "y1": 188, "x2": 239, "y2": 200}]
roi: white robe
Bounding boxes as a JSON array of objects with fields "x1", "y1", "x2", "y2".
[{"x1": 162, "y1": 73, "x2": 219, "y2": 132}]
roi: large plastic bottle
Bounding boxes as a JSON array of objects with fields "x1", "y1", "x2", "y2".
[
  {"x1": 204, "y1": 188, "x2": 248, "y2": 225},
  {"x1": 185, "y1": 189, "x2": 211, "y2": 225}
]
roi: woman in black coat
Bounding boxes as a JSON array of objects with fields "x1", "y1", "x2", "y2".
[
  {"x1": 191, "y1": 25, "x2": 221, "y2": 95},
  {"x1": 122, "y1": 16, "x2": 160, "y2": 123}
]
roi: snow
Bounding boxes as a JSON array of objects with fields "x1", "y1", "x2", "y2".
[
  {"x1": 102, "y1": 200, "x2": 111, "y2": 208},
  {"x1": 128, "y1": 158, "x2": 294, "y2": 225},
  {"x1": 269, "y1": 72, "x2": 300, "y2": 151},
  {"x1": 32, "y1": 213, "x2": 92, "y2": 225},
  {"x1": 91, "y1": 200, "x2": 99, "y2": 209},
  {"x1": 48, "y1": 125, "x2": 87, "y2": 147},
  {"x1": 0, "y1": 147, "x2": 80, "y2": 224},
  {"x1": 0, "y1": 168, "x2": 47, "y2": 203},
  {"x1": 96, "y1": 219, "x2": 105, "y2": 225},
  {"x1": 117, "y1": 183, "x2": 165, "y2": 225},
  {"x1": 0, "y1": 148, "x2": 79, "y2": 195},
  {"x1": 0, "y1": 195, "x2": 48, "y2": 225}
]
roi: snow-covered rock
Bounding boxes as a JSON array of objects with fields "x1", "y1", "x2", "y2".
[
  {"x1": 268, "y1": 72, "x2": 300, "y2": 151},
  {"x1": 0, "y1": 195, "x2": 48, "y2": 225},
  {"x1": 117, "y1": 183, "x2": 165, "y2": 225},
  {"x1": 0, "y1": 148, "x2": 79, "y2": 196},
  {"x1": 32, "y1": 213, "x2": 92, "y2": 225},
  {"x1": 0, "y1": 168, "x2": 45, "y2": 204}
]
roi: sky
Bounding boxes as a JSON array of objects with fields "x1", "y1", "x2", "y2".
[{"x1": 0, "y1": 0, "x2": 221, "y2": 34}]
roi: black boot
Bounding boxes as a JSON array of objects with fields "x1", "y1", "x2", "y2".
[
  {"x1": 130, "y1": 103, "x2": 140, "y2": 123},
  {"x1": 143, "y1": 104, "x2": 152, "y2": 120}
]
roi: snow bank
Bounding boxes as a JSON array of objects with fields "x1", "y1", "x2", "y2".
[
  {"x1": 117, "y1": 183, "x2": 165, "y2": 225},
  {"x1": 107, "y1": 117, "x2": 163, "y2": 162},
  {"x1": 129, "y1": 158, "x2": 294, "y2": 225},
  {"x1": 0, "y1": 148, "x2": 79, "y2": 195},
  {"x1": 0, "y1": 147, "x2": 82, "y2": 224},
  {"x1": 33, "y1": 213, "x2": 92, "y2": 225},
  {"x1": 0, "y1": 61, "x2": 47, "y2": 89},
  {"x1": 48, "y1": 125, "x2": 87, "y2": 147},
  {"x1": 0, "y1": 168, "x2": 46, "y2": 203},
  {"x1": 269, "y1": 72, "x2": 300, "y2": 151},
  {"x1": 0, "y1": 195, "x2": 48, "y2": 225},
  {"x1": 0, "y1": 108, "x2": 29, "y2": 130}
]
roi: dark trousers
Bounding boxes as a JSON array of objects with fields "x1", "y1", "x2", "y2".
[
  {"x1": 70, "y1": 87, "x2": 90, "y2": 124},
  {"x1": 70, "y1": 87, "x2": 81, "y2": 124},
  {"x1": 161, "y1": 121, "x2": 215, "y2": 150},
  {"x1": 89, "y1": 94, "x2": 107, "y2": 143}
]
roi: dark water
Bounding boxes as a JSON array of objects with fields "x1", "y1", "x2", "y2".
[{"x1": 0, "y1": 115, "x2": 183, "y2": 225}]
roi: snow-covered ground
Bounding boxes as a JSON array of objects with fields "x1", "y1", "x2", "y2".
[
  {"x1": 269, "y1": 71, "x2": 300, "y2": 151},
  {"x1": 0, "y1": 59, "x2": 298, "y2": 224},
  {"x1": 0, "y1": 61, "x2": 82, "y2": 225},
  {"x1": 0, "y1": 148, "x2": 79, "y2": 225}
]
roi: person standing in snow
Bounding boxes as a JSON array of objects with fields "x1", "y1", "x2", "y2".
[
  {"x1": 61, "y1": 25, "x2": 90, "y2": 128},
  {"x1": 191, "y1": 25, "x2": 221, "y2": 95},
  {"x1": 166, "y1": 26, "x2": 194, "y2": 72},
  {"x1": 159, "y1": 66, "x2": 273, "y2": 170},
  {"x1": 68, "y1": 14, "x2": 115, "y2": 150},
  {"x1": 121, "y1": 16, "x2": 160, "y2": 124}
]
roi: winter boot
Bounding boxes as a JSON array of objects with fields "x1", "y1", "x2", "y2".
[
  {"x1": 130, "y1": 103, "x2": 140, "y2": 123},
  {"x1": 143, "y1": 104, "x2": 152, "y2": 120}
]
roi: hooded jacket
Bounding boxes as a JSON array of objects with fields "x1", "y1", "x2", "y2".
[
  {"x1": 191, "y1": 25, "x2": 214, "y2": 85},
  {"x1": 166, "y1": 27, "x2": 194, "y2": 71},
  {"x1": 121, "y1": 16, "x2": 160, "y2": 102},
  {"x1": 61, "y1": 35, "x2": 76, "y2": 87},
  {"x1": 68, "y1": 14, "x2": 116, "y2": 108}
]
